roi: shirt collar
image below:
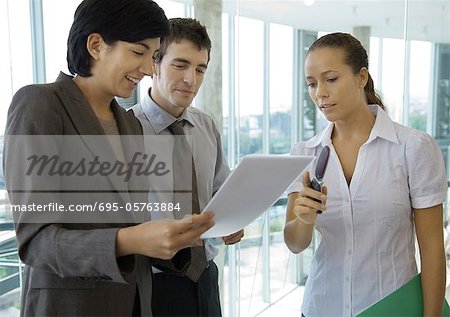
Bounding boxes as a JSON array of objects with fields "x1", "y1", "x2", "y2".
[
  {"x1": 140, "y1": 89, "x2": 195, "y2": 134},
  {"x1": 304, "y1": 104, "x2": 399, "y2": 148},
  {"x1": 366, "y1": 104, "x2": 399, "y2": 144},
  {"x1": 304, "y1": 124, "x2": 334, "y2": 148}
]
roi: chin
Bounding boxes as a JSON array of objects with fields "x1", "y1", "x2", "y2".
[
  {"x1": 322, "y1": 112, "x2": 337, "y2": 122},
  {"x1": 117, "y1": 90, "x2": 134, "y2": 99}
]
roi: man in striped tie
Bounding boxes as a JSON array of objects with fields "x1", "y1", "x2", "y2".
[{"x1": 130, "y1": 17, "x2": 244, "y2": 317}]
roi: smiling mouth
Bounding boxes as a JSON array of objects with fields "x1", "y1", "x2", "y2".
[
  {"x1": 319, "y1": 104, "x2": 335, "y2": 109},
  {"x1": 125, "y1": 75, "x2": 141, "y2": 85}
]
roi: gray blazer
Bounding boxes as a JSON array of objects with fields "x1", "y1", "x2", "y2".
[{"x1": 4, "y1": 72, "x2": 152, "y2": 316}]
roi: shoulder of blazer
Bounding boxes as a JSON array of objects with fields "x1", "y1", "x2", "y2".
[
  {"x1": 6, "y1": 82, "x2": 66, "y2": 136},
  {"x1": 11, "y1": 82, "x2": 62, "y2": 110}
]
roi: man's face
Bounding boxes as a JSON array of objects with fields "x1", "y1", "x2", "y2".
[{"x1": 151, "y1": 39, "x2": 209, "y2": 118}]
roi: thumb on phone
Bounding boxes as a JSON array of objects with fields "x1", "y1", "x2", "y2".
[{"x1": 302, "y1": 171, "x2": 312, "y2": 188}]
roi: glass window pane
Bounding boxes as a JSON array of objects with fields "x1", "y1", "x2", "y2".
[
  {"x1": 154, "y1": 0, "x2": 185, "y2": 17},
  {"x1": 269, "y1": 23, "x2": 292, "y2": 154},
  {"x1": 408, "y1": 40, "x2": 432, "y2": 132},
  {"x1": 380, "y1": 38, "x2": 405, "y2": 122},
  {"x1": 43, "y1": 0, "x2": 82, "y2": 81},
  {"x1": 236, "y1": 17, "x2": 264, "y2": 158},
  {"x1": 268, "y1": 203, "x2": 298, "y2": 299},
  {"x1": 138, "y1": 0, "x2": 187, "y2": 98},
  {"x1": 6, "y1": 0, "x2": 34, "y2": 94},
  {"x1": 301, "y1": 31, "x2": 319, "y2": 140},
  {"x1": 237, "y1": 214, "x2": 266, "y2": 315},
  {"x1": 222, "y1": 13, "x2": 231, "y2": 160},
  {"x1": 0, "y1": 0, "x2": 33, "y2": 189}
]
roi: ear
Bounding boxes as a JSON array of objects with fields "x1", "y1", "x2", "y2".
[
  {"x1": 86, "y1": 33, "x2": 105, "y2": 60},
  {"x1": 152, "y1": 62, "x2": 160, "y2": 77},
  {"x1": 359, "y1": 67, "x2": 369, "y2": 88}
]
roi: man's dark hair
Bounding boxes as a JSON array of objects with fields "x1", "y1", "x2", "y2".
[
  {"x1": 67, "y1": 0, "x2": 170, "y2": 77},
  {"x1": 154, "y1": 18, "x2": 211, "y2": 64}
]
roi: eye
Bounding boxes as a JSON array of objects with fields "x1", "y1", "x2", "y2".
[
  {"x1": 327, "y1": 77, "x2": 337, "y2": 83},
  {"x1": 196, "y1": 68, "x2": 206, "y2": 75},
  {"x1": 173, "y1": 63, "x2": 186, "y2": 69},
  {"x1": 132, "y1": 51, "x2": 144, "y2": 56},
  {"x1": 307, "y1": 82, "x2": 317, "y2": 88}
]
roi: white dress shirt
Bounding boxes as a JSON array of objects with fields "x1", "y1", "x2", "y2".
[
  {"x1": 288, "y1": 105, "x2": 448, "y2": 317},
  {"x1": 130, "y1": 92, "x2": 230, "y2": 262}
]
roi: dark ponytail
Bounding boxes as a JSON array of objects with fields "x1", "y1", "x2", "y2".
[
  {"x1": 365, "y1": 73, "x2": 386, "y2": 110},
  {"x1": 307, "y1": 32, "x2": 386, "y2": 111}
]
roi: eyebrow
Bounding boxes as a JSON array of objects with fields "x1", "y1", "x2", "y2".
[
  {"x1": 306, "y1": 70, "x2": 338, "y2": 80},
  {"x1": 173, "y1": 58, "x2": 208, "y2": 69},
  {"x1": 134, "y1": 42, "x2": 150, "y2": 50}
]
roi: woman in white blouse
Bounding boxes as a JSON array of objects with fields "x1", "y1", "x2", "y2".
[{"x1": 284, "y1": 32, "x2": 447, "y2": 317}]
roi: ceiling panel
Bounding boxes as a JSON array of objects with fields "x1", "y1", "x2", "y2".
[{"x1": 214, "y1": 0, "x2": 449, "y2": 43}]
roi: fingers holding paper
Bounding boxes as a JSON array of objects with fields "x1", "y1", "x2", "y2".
[
  {"x1": 177, "y1": 211, "x2": 217, "y2": 247},
  {"x1": 116, "y1": 212, "x2": 215, "y2": 260},
  {"x1": 222, "y1": 229, "x2": 244, "y2": 245}
]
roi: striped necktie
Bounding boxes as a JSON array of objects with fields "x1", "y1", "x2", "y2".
[{"x1": 167, "y1": 120, "x2": 208, "y2": 282}]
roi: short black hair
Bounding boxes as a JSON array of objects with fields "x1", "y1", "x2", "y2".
[
  {"x1": 154, "y1": 18, "x2": 211, "y2": 64},
  {"x1": 67, "y1": 0, "x2": 170, "y2": 77}
]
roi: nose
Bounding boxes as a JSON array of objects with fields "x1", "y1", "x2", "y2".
[
  {"x1": 183, "y1": 68, "x2": 197, "y2": 87},
  {"x1": 139, "y1": 58, "x2": 153, "y2": 76},
  {"x1": 315, "y1": 82, "x2": 328, "y2": 98}
]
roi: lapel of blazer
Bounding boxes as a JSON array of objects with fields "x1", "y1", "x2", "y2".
[
  {"x1": 54, "y1": 72, "x2": 105, "y2": 136},
  {"x1": 53, "y1": 72, "x2": 133, "y2": 207},
  {"x1": 112, "y1": 103, "x2": 149, "y2": 223}
]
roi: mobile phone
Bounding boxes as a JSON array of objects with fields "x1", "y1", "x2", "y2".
[{"x1": 310, "y1": 146, "x2": 330, "y2": 214}]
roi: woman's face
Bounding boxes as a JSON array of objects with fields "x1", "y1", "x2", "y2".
[
  {"x1": 305, "y1": 47, "x2": 367, "y2": 122},
  {"x1": 93, "y1": 38, "x2": 160, "y2": 99}
]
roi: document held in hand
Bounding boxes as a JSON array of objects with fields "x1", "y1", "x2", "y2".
[
  {"x1": 201, "y1": 154, "x2": 313, "y2": 238},
  {"x1": 357, "y1": 273, "x2": 450, "y2": 316}
]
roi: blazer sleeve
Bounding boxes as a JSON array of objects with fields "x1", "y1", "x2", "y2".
[
  {"x1": 211, "y1": 119, "x2": 230, "y2": 195},
  {"x1": 4, "y1": 84, "x2": 134, "y2": 284}
]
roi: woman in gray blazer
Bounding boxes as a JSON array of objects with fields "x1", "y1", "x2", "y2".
[{"x1": 3, "y1": 0, "x2": 214, "y2": 316}]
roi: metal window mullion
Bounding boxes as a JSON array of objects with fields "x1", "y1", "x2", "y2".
[
  {"x1": 402, "y1": 40, "x2": 411, "y2": 126},
  {"x1": 298, "y1": 30, "x2": 308, "y2": 141},
  {"x1": 227, "y1": 244, "x2": 238, "y2": 317},
  {"x1": 29, "y1": 0, "x2": 46, "y2": 84},
  {"x1": 401, "y1": 0, "x2": 410, "y2": 126},
  {"x1": 292, "y1": 28, "x2": 303, "y2": 285},
  {"x1": 228, "y1": 14, "x2": 237, "y2": 167},
  {"x1": 227, "y1": 12, "x2": 239, "y2": 317},
  {"x1": 262, "y1": 22, "x2": 270, "y2": 154},
  {"x1": 430, "y1": 43, "x2": 438, "y2": 136},
  {"x1": 261, "y1": 22, "x2": 271, "y2": 304},
  {"x1": 292, "y1": 29, "x2": 301, "y2": 145},
  {"x1": 262, "y1": 210, "x2": 271, "y2": 303}
]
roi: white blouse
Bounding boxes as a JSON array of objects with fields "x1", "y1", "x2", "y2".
[{"x1": 288, "y1": 105, "x2": 448, "y2": 317}]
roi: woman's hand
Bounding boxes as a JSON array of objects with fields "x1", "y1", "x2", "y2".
[
  {"x1": 116, "y1": 212, "x2": 215, "y2": 259},
  {"x1": 293, "y1": 171, "x2": 327, "y2": 225}
]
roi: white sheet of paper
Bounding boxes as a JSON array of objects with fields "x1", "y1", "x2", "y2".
[{"x1": 201, "y1": 154, "x2": 314, "y2": 238}]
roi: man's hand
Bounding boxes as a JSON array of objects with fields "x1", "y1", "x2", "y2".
[{"x1": 222, "y1": 229, "x2": 244, "y2": 245}]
